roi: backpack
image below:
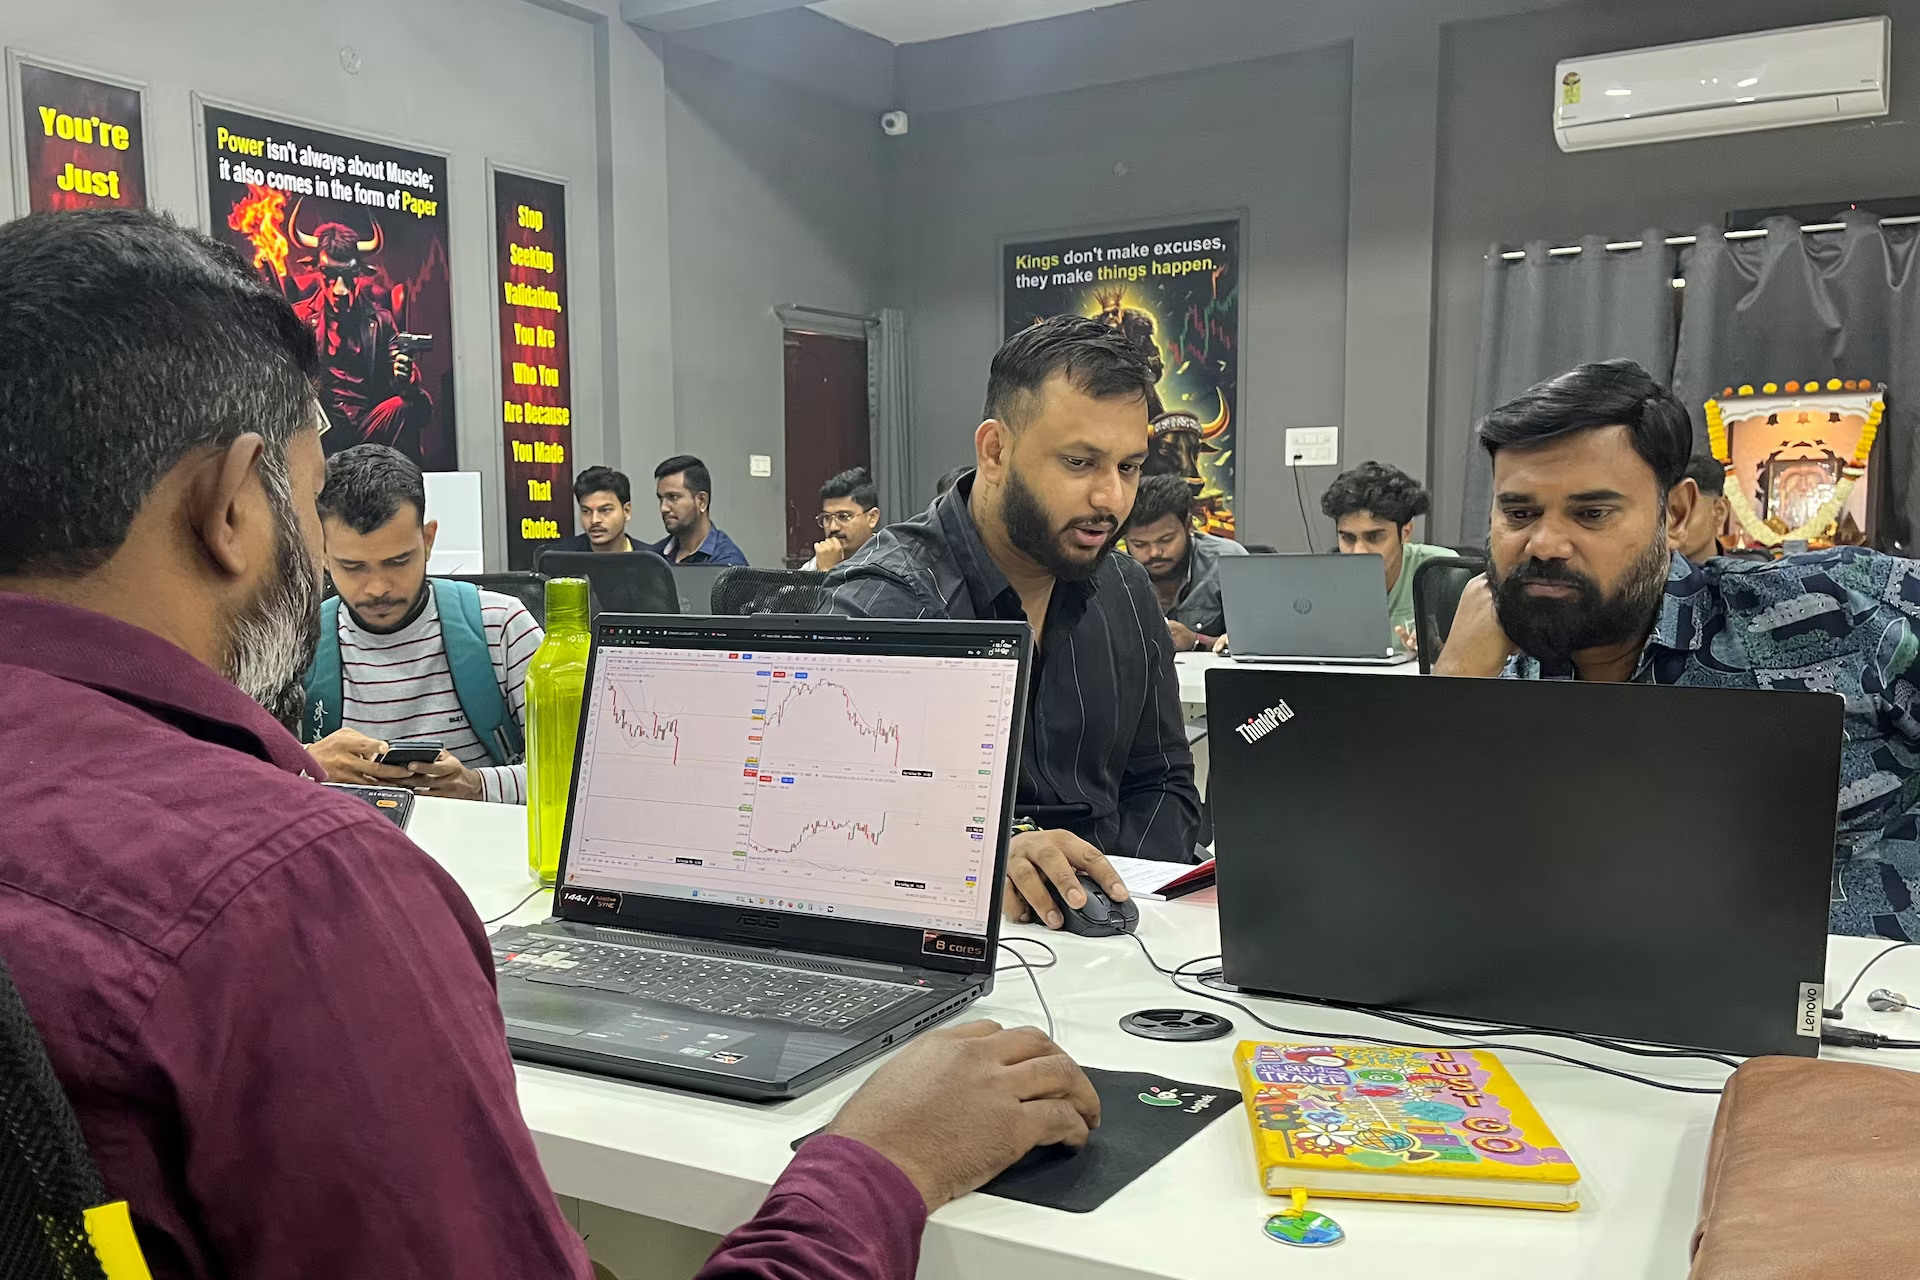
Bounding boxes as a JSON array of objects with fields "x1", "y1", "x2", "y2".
[{"x1": 301, "y1": 578, "x2": 525, "y2": 766}]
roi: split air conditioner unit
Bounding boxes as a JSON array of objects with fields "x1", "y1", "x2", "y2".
[{"x1": 1554, "y1": 16, "x2": 1889, "y2": 152}]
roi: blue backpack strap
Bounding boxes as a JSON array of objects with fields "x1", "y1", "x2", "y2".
[
  {"x1": 431, "y1": 579, "x2": 525, "y2": 766},
  {"x1": 301, "y1": 597, "x2": 345, "y2": 743}
]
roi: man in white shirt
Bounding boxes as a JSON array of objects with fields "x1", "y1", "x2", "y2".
[{"x1": 301, "y1": 446, "x2": 543, "y2": 802}]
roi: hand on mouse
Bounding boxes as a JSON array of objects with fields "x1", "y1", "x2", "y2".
[
  {"x1": 823, "y1": 1020, "x2": 1100, "y2": 1211},
  {"x1": 1003, "y1": 829, "x2": 1128, "y2": 929}
]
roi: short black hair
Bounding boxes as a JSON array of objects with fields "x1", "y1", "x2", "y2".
[
  {"x1": 820, "y1": 466, "x2": 878, "y2": 510},
  {"x1": 318, "y1": 445, "x2": 425, "y2": 535},
  {"x1": 1128, "y1": 474, "x2": 1195, "y2": 531},
  {"x1": 984, "y1": 314, "x2": 1156, "y2": 431},
  {"x1": 0, "y1": 209, "x2": 318, "y2": 576},
  {"x1": 1320, "y1": 461, "x2": 1432, "y2": 527},
  {"x1": 574, "y1": 465, "x2": 630, "y2": 506},
  {"x1": 934, "y1": 465, "x2": 970, "y2": 500},
  {"x1": 655, "y1": 454, "x2": 712, "y2": 498},
  {"x1": 1479, "y1": 359, "x2": 1693, "y2": 494},
  {"x1": 1683, "y1": 454, "x2": 1726, "y2": 498}
]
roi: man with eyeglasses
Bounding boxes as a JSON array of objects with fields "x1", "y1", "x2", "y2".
[{"x1": 804, "y1": 466, "x2": 882, "y2": 571}]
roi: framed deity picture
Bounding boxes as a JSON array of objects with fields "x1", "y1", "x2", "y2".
[{"x1": 1764, "y1": 456, "x2": 1842, "y2": 534}]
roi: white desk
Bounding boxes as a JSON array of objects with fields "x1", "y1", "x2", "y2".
[
  {"x1": 1175, "y1": 651, "x2": 1418, "y2": 707},
  {"x1": 407, "y1": 797, "x2": 1920, "y2": 1280}
]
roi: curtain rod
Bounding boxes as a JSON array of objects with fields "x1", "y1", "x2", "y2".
[
  {"x1": 1495, "y1": 215, "x2": 1920, "y2": 261},
  {"x1": 774, "y1": 303, "x2": 878, "y2": 324}
]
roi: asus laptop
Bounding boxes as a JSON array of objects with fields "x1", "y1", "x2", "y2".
[
  {"x1": 494, "y1": 614, "x2": 1030, "y2": 1099},
  {"x1": 1217, "y1": 554, "x2": 1412, "y2": 665},
  {"x1": 1205, "y1": 668, "x2": 1842, "y2": 1058}
]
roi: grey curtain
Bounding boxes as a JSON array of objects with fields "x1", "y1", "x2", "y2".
[
  {"x1": 868, "y1": 307, "x2": 915, "y2": 524},
  {"x1": 1460, "y1": 232, "x2": 1679, "y2": 542},
  {"x1": 1672, "y1": 211, "x2": 1920, "y2": 550}
]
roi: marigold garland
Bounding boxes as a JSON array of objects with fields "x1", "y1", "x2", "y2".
[{"x1": 1704, "y1": 393, "x2": 1883, "y2": 548}]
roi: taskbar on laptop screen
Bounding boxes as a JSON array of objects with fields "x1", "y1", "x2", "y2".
[{"x1": 562, "y1": 625, "x2": 1022, "y2": 939}]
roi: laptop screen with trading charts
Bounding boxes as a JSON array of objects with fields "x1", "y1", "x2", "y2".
[{"x1": 561, "y1": 622, "x2": 1023, "y2": 940}]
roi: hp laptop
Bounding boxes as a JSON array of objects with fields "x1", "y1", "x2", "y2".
[
  {"x1": 495, "y1": 614, "x2": 1031, "y2": 1099},
  {"x1": 672, "y1": 564, "x2": 729, "y2": 615},
  {"x1": 1218, "y1": 554, "x2": 1412, "y2": 665},
  {"x1": 1206, "y1": 668, "x2": 1842, "y2": 1058}
]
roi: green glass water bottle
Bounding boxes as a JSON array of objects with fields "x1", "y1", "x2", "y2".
[{"x1": 526, "y1": 577, "x2": 591, "y2": 884}]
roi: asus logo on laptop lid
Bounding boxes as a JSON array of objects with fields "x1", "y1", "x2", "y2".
[{"x1": 1235, "y1": 701, "x2": 1295, "y2": 744}]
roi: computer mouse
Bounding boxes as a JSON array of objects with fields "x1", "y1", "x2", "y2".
[{"x1": 1047, "y1": 873, "x2": 1140, "y2": 937}]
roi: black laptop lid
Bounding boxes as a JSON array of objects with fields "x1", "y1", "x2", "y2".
[
  {"x1": 552, "y1": 615, "x2": 1031, "y2": 978},
  {"x1": 1207, "y1": 669, "x2": 1842, "y2": 1058}
]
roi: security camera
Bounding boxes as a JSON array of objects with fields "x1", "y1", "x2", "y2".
[{"x1": 880, "y1": 110, "x2": 909, "y2": 137}]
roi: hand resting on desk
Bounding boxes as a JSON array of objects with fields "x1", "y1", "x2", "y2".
[{"x1": 825, "y1": 1021, "x2": 1101, "y2": 1211}]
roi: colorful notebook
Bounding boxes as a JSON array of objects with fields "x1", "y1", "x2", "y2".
[{"x1": 1233, "y1": 1041, "x2": 1581, "y2": 1211}]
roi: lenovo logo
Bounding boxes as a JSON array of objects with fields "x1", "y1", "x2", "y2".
[{"x1": 1234, "y1": 700, "x2": 1295, "y2": 744}]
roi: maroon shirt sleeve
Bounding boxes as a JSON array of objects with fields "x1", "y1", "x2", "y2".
[
  {"x1": 695, "y1": 1136, "x2": 927, "y2": 1280},
  {"x1": 138, "y1": 816, "x2": 595, "y2": 1280}
]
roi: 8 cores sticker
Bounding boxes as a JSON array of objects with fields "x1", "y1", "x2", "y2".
[{"x1": 922, "y1": 930, "x2": 988, "y2": 961}]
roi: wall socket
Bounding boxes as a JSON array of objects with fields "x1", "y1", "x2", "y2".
[
  {"x1": 1284, "y1": 427, "x2": 1338, "y2": 467},
  {"x1": 748, "y1": 455, "x2": 772, "y2": 478}
]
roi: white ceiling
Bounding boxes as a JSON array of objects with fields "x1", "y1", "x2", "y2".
[{"x1": 808, "y1": 0, "x2": 1139, "y2": 45}]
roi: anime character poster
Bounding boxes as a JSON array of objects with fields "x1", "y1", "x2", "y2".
[
  {"x1": 1003, "y1": 219, "x2": 1240, "y2": 536},
  {"x1": 10, "y1": 55, "x2": 147, "y2": 212},
  {"x1": 201, "y1": 103, "x2": 456, "y2": 470},
  {"x1": 493, "y1": 169, "x2": 573, "y2": 571}
]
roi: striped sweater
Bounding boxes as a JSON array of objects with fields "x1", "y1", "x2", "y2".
[{"x1": 335, "y1": 588, "x2": 543, "y2": 803}]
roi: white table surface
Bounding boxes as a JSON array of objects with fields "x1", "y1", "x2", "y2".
[
  {"x1": 1175, "y1": 650, "x2": 1418, "y2": 706},
  {"x1": 407, "y1": 797, "x2": 1920, "y2": 1280}
]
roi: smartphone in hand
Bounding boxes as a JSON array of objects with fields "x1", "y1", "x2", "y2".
[{"x1": 375, "y1": 740, "x2": 446, "y2": 766}]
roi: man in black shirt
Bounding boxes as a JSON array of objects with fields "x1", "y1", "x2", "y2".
[
  {"x1": 822, "y1": 316, "x2": 1200, "y2": 930},
  {"x1": 551, "y1": 465, "x2": 641, "y2": 553}
]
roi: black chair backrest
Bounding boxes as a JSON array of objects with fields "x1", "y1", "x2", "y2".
[
  {"x1": 534, "y1": 549, "x2": 680, "y2": 617},
  {"x1": 1242, "y1": 544, "x2": 1279, "y2": 555},
  {"x1": 442, "y1": 572, "x2": 548, "y2": 626},
  {"x1": 711, "y1": 567, "x2": 829, "y2": 616},
  {"x1": 0, "y1": 954, "x2": 109, "y2": 1280},
  {"x1": 1411, "y1": 553, "x2": 1488, "y2": 675}
]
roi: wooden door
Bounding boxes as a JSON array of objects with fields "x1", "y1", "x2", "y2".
[{"x1": 783, "y1": 329, "x2": 871, "y2": 566}]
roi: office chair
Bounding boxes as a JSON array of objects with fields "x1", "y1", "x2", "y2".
[
  {"x1": 535, "y1": 549, "x2": 680, "y2": 618},
  {"x1": 710, "y1": 567, "x2": 828, "y2": 616},
  {"x1": 1242, "y1": 544, "x2": 1278, "y2": 555},
  {"x1": 0, "y1": 954, "x2": 149, "y2": 1280},
  {"x1": 442, "y1": 572, "x2": 548, "y2": 625},
  {"x1": 1411, "y1": 553, "x2": 1488, "y2": 675}
]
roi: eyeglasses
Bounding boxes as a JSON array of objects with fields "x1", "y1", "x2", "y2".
[{"x1": 815, "y1": 510, "x2": 870, "y2": 529}]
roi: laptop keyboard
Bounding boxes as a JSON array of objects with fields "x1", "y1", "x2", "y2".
[{"x1": 492, "y1": 932, "x2": 919, "y2": 1032}]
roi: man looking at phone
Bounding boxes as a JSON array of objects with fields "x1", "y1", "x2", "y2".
[{"x1": 301, "y1": 445, "x2": 543, "y2": 802}]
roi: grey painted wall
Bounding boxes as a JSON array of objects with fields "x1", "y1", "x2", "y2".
[
  {"x1": 1430, "y1": 0, "x2": 1920, "y2": 540},
  {"x1": 1, "y1": 0, "x2": 680, "y2": 571},
  {"x1": 896, "y1": 45, "x2": 1354, "y2": 551},
  {"x1": 661, "y1": 43, "x2": 895, "y2": 564}
]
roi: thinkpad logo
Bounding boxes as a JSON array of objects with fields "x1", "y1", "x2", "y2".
[{"x1": 1235, "y1": 700, "x2": 1295, "y2": 744}]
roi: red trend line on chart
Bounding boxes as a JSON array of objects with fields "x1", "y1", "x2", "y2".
[
  {"x1": 750, "y1": 814, "x2": 888, "y2": 857},
  {"x1": 763, "y1": 679, "x2": 903, "y2": 766},
  {"x1": 604, "y1": 679, "x2": 682, "y2": 764}
]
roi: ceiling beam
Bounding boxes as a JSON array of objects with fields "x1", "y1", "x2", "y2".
[{"x1": 620, "y1": 0, "x2": 814, "y2": 33}]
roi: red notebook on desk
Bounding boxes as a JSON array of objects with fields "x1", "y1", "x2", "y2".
[{"x1": 1109, "y1": 856, "x2": 1216, "y2": 901}]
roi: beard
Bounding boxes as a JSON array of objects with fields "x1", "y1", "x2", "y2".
[
  {"x1": 1492, "y1": 528, "x2": 1670, "y2": 670},
  {"x1": 1001, "y1": 463, "x2": 1117, "y2": 584},
  {"x1": 1141, "y1": 539, "x2": 1191, "y2": 584},
  {"x1": 222, "y1": 446, "x2": 323, "y2": 730}
]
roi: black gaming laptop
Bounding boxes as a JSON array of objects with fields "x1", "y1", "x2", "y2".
[
  {"x1": 496, "y1": 614, "x2": 1030, "y2": 1099},
  {"x1": 1206, "y1": 668, "x2": 1843, "y2": 1059}
]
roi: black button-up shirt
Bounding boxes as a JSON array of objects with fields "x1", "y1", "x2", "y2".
[{"x1": 821, "y1": 474, "x2": 1201, "y2": 863}]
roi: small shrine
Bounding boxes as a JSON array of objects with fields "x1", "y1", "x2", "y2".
[{"x1": 1704, "y1": 379, "x2": 1886, "y2": 551}]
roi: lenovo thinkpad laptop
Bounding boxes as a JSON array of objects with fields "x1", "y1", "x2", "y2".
[
  {"x1": 1218, "y1": 554, "x2": 1412, "y2": 665},
  {"x1": 495, "y1": 614, "x2": 1030, "y2": 1099},
  {"x1": 1206, "y1": 668, "x2": 1842, "y2": 1058}
]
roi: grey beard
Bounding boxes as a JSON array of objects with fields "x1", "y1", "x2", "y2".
[{"x1": 223, "y1": 447, "x2": 322, "y2": 730}]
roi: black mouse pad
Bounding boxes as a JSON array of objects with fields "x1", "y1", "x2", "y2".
[{"x1": 793, "y1": 1067, "x2": 1239, "y2": 1213}]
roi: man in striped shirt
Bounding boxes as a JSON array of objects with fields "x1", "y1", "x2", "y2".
[{"x1": 303, "y1": 446, "x2": 542, "y2": 803}]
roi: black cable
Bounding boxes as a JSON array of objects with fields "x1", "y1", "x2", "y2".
[
  {"x1": 996, "y1": 938, "x2": 1059, "y2": 1040},
  {"x1": 1291, "y1": 456, "x2": 1316, "y2": 553},
  {"x1": 1826, "y1": 941, "x2": 1918, "y2": 1019},
  {"x1": 1123, "y1": 934, "x2": 1730, "y2": 1095},
  {"x1": 483, "y1": 884, "x2": 549, "y2": 926}
]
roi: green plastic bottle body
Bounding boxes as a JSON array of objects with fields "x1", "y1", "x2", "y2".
[{"x1": 525, "y1": 578, "x2": 591, "y2": 884}]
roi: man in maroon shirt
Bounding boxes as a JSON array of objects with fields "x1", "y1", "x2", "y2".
[{"x1": 0, "y1": 210, "x2": 1099, "y2": 1278}]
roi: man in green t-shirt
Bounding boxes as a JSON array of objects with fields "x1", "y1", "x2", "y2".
[{"x1": 1321, "y1": 461, "x2": 1455, "y2": 652}]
